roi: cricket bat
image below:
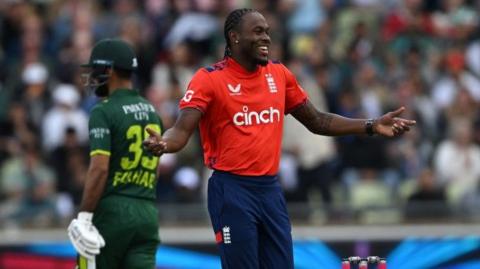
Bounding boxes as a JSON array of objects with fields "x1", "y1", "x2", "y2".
[{"x1": 77, "y1": 255, "x2": 96, "y2": 269}]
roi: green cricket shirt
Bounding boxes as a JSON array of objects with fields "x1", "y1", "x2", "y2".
[{"x1": 88, "y1": 89, "x2": 163, "y2": 200}]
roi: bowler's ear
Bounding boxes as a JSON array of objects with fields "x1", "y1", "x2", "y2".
[{"x1": 229, "y1": 31, "x2": 239, "y2": 45}]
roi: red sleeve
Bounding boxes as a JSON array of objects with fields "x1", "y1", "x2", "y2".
[
  {"x1": 179, "y1": 68, "x2": 214, "y2": 113},
  {"x1": 282, "y1": 64, "x2": 308, "y2": 114}
]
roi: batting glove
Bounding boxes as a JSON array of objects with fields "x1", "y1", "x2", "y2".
[{"x1": 68, "y1": 212, "x2": 106, "y2": 260}]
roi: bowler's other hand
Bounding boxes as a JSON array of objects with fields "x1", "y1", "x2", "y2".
[
  {"x1": 374, "y1": 107, "x2": 416, "y2": 137},
  {"x1": 143, "y1": 127, "x2": 167, "y2": 156}
]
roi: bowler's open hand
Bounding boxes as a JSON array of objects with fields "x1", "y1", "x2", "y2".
[
  {"x1": 143, "y1": 127, "x2": 167, "y2": 156},
  {"x1": 374, "y1": 107, "x2": 416, "y2": 137}
]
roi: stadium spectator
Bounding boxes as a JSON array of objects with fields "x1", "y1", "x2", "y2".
[
  {"x1": 15, "y1": 62, "x2": 52, "y2": 128},
  {"x1": 0, "y1": 142, "x2": 57, "y2": 227},
  {"x1": 3, "y1": 102, "x2": 38, "y2": 155},
  {"x1": 432, "y1": 48, "x2": 480, "y2": 109},
  {"x1": 282, "y1": 59, "x2": 337, "y2": 217},
  {"x1": 48, "y1": 126, "x2": 89, "y2": 203},
  {"x1": 42, "y1": 84, "x2": 89, "y2": 151},
  {"x1": 405, "y1": 168, "x2": 448, "y2": 221},
  {"x1": 349, "y1": 168, "x2": 393, "y2": 224},
  {"x1": 433, "y1": 118, "x2": 480, "y2": 208}
]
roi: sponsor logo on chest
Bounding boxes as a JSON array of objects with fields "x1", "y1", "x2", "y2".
[
  {"x1": 227, "y1": 83, "x2": 241, "y2": 96},
  {"x1": 233, "y1": 105, "x2": 280, "y2": 126}
]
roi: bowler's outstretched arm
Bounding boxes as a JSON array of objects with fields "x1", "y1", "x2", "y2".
[
  {"x1": 144, "y1": 108, "x2": 202, "y2": 155},
  {"x1": 291, "y1": 100, "x2": 415, "y2": 137}
]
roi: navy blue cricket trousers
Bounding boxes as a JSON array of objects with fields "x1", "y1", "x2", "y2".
[{"x1": 207, "y1": 170, "x2": 293, "y2": 269}]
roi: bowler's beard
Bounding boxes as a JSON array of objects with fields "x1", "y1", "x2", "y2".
[{"x1": 256, "y1": 57, "x2": 268, "y2": 66}]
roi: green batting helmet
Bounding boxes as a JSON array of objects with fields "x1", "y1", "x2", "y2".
[
  {"x1": 82, "y1": 38, "x2": 138, "y2": 71},
  {"x1": 82, "y1": 39, "x2": 137, "y2": 97}
]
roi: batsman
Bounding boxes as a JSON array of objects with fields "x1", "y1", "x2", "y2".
[{"x1": 67, "y1": 38, "x2": 163, "y2": 269}]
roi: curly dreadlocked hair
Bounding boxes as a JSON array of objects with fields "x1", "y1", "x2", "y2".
[{"x1": 223, "y1": 8, "x2": 256, "y2": 57}]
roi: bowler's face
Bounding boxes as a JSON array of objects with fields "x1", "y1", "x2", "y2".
[{"x1": 237, "y1": 12, "x2": 271, "y2": 66}]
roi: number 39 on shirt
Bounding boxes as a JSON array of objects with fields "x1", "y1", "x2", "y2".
[{"x1": 121, "y1": 123, "x2": 161, "y2": 170}]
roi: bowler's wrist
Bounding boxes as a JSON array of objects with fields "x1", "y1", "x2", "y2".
[{"x1": 365, "y1": 118, "x2": 377, "y2": 136}]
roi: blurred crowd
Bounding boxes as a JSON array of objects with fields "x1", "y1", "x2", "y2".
[{"x1": 1, "y1": 0, "x2": 480, "y2": 227}]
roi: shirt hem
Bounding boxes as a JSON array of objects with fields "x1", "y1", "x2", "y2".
[
  {"x1": 285, "y1": 97, "x2": 308, "y2": 114},
  {"x1": 180, "y1": 105, "x2": 205, "y2": 114}
]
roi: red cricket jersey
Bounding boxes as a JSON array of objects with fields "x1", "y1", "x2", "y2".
[{"x1": 179, "y1": 57, "x2": 307, "y2": 176}]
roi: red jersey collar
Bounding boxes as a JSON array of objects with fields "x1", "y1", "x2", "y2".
[{"x1": 226, "y1": 57, "x2": 262, "y2": 78}]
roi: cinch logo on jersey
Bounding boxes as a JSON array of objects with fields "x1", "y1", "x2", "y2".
[
  {"x1": 222, "y1": 226, "x2": 231, "y2": 244},
  {"x1": 265, "y1": 73, "x2": 277, "y2": 93},
  {"x1": 233, "y1": 106, "x2": 280, "y2": 126}
]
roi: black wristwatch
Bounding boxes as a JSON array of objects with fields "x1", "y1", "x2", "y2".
[{"x1": 365, "y1": 118, "x2": 376, "y2": 136}]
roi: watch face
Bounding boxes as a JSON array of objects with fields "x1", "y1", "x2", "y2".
[{"x1": 365, "y1": 119, "x2": 375, "y2": 136}]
